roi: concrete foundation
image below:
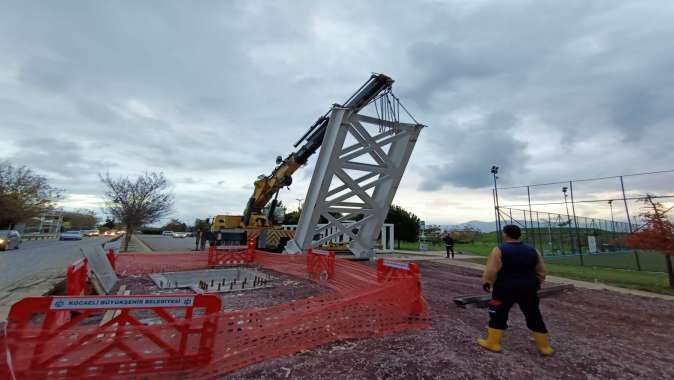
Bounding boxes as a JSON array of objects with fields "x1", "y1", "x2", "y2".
[{"x1": 150, "y1": 268, "x2": 273, "y2": 293}]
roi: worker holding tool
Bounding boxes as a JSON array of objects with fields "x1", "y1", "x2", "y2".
[
  {"x1": 443, "y1": 233, "x2": 455, "y2": 258},
  {"x1": 477, "y1": 224, "x2": 553, "y2": 356}
]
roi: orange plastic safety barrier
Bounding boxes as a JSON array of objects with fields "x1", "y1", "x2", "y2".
[
  {"x1": 4, "y1": 247, "x2": 430, "y2": 379},
  {"x1": 6, "y1": 294, "x2": 221, "y2": 379},
  {"x1": 65, "y1": 258, "x2": 89, "y2": 296},
  {"x1": 207, "y1": 240, "x2": 256, "y2": 266},
  {"x1": 1, "y1": 325, "x2": 12, "y2": 379},
  {"x1": 307, "y1": 248, "x2": 336, "y2": 282},
  {"x1": 105, "y1": 249, "x2": 116, "y2": 271}
]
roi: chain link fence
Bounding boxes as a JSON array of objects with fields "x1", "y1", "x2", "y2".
[{"x1": 492, "y1": 169, "x2": 674, "y2": 273}]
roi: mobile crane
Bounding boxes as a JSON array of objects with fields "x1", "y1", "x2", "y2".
[{"x1": 211, "y1": 74, "x2": 395, "y2": 250}]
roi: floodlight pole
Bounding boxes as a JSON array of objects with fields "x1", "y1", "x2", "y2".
[
  {"x1": 608, "y1": 200, "x2": 616, "y2": 237},
  {"x1": 568, "y1": 181, "x2": 584, "y2": 265},
  {"x1": 491, "y1": 166, "x2": 501, "y2": 242},
  {"x1": 619, "y1": 176, "x2": 633, "y2": 233},
  {"x1": 527, "y1": 185, "x2": 536, "y2": 249},
  {"x1": 562, "y1": 186, "x2": 574, "y2": 257}
]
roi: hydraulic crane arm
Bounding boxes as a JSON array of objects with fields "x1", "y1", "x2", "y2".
[{"x1": 242, "y1": 74, "x2": 394, "y2": 226}]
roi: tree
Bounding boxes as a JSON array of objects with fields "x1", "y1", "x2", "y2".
[
  {"x1": 62, "y1": 209, "x2": 98, "y2": 230},
  {"x1": 100, "y1": 172, "x2": 174, "y2": 251},
  {"x1": 193, "y1": 218, "x2": 211, "y2": 232},
  {"x1": 103, "y1": 217, "x2": 116, "y2": 229},
  {"x1": 622, "y1": 195, "x2": 674, "y2": 289},
  {"x1": 385, "y1": 205, "x2": 421, "y2": 247},
  {"x1": 0, "y1": 162, "x2": 60, "y2": 228},
  {"x1": 162, "y1": 218, "x2": 187, "y2": 232},
  {"x1": 283, "y1": 210, "x2": 301, "y2": 225}
]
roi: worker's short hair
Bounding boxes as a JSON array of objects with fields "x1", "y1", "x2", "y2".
[{"x1": 503, "y1": 224, "x2": 521, "y2": 239}]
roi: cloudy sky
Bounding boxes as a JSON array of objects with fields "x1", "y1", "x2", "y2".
[{"x1": 1, "y1": 0, "x2": 673, "y2": 226}]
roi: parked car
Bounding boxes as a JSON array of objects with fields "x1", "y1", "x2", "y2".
[
  {"x1": 172, "y1": 232, "x2": 188, "y2": 238},
  {"x1": 162, "y1": 231, "x2": 174, "y2": 236},
  {"x1": 60, "y1": 231, "x2": 83, "y2": 241},
  {"x1": 83, "y1": 230, "x2": 100, "y2": 237},
  {"x1": 0, "y1": 230, "x2": 21, "y2": 251},
  {"x1": 103, "y1": 230, "x2": 116, "y2": 236}
]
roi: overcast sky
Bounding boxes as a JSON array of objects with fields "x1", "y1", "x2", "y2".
[{"x1": 1, "y1": 0, "x2": 673, "y2": 226}]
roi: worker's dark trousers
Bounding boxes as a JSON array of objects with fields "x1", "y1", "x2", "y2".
[
  {"x1": 445, "y1": 246, "x2": 454, "y2": 258},
  {"x1": 488, "y1": 286, "x2": 547, "y2": 333}
]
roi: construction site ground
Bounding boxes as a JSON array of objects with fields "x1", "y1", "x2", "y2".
[
  {"x1": 107, "y1": 237, "x2": 674, "y2": 378},
  {"x1": 229, "y1": 260, "x2": 674, "y2": 379},
  {"x1": 114, "y1": 267, "x2": 332, "y2": 312}
]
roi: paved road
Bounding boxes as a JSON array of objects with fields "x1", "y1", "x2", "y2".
[
  {"x1": 0, "y1": 237, "x2": 112, "y2": 290},
  {"x1": 0, "y1": 236, "x2": 114, "y2": 319},
  {"x1": 137, "y1": 235, "x2": 202, "y2": 252}
]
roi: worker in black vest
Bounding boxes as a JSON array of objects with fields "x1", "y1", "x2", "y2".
[
  {"x1": 477, "y1": 224, "x2": 553, "y2": 356},
  {"x1": 443, "y1": 234, "x2": 455, "y2": 258}
]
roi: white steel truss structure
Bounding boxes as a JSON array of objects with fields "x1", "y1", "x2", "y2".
[
  {"x1": 285, "y1": 107, "x2": 424, "y2": 258},
  {"x1": 282, "y1": 223, "x2": 395, "y2": 253}
]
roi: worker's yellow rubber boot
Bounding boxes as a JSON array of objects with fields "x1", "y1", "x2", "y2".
[
  {"x1": 478, "y1": 328, "x2": 503, "y2": 353},
  {"x1": 532, "y1": 332, "x2": 554, "y2": 356}
]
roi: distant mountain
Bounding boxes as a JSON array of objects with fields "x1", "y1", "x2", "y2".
[{"x1": 441, "y1": 221, "x2": 497, "y2": 233}]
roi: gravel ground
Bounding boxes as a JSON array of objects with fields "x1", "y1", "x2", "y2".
[{"x1": 227, "y1": 261, "x2": 674, "y2": 380}]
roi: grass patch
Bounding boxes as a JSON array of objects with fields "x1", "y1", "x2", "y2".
[
  {"x1": 396, "y1": 232, "x2": 498, "y2": 256},
  {"x1": 463, "y1": 257, "x2": 674, "y2": 296}
]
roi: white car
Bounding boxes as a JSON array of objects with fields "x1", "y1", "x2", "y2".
[
  {"x1": 172, "y1": 232, "x2": 188, "y2": 238},
  {"x1": 60, "y1": 231, "x2": 83, "y2": 241},
  {"x1": 0, "y1": 230, "x2": 21, "y2": 251},
  {"x1": 162, "y1": 231, "x2": 174, "y2": 236}
]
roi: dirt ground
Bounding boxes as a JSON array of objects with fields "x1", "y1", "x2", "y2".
[{"x1": 228, "y1": 261, "x2": 674, "y2": 380}]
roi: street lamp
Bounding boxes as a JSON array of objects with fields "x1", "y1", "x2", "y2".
[{"x1": 295, "y1": 198, "x2": 304, "y2": 212}]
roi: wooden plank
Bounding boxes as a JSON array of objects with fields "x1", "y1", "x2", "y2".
[
  {"x1": 99, "y1": 285, "x2": 127, "y2": 326},
  {"x1": 90, "y1": 274, "x2": 106, "y2": 295},
  {"x1": 453, "y1": 284, "x2": 575, "y2": 308}
]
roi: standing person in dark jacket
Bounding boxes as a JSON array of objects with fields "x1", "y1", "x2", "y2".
[
  {"x1": 443, "y1": 234, "x2": 455, "y2": 258},
  {"x1": 199, "y1": 230, "x2": 210, "y2": 251},
  {"x1": 195, "y1": 229, "x2": 202, "y2": 251},
  {"x1": 477, "y1": 224, "x2": 553, "y2": 356}
]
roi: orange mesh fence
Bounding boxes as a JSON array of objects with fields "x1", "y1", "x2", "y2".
[
  {"x1": 114, "y1": 251, "x2": 210, "y2": 275},
  {"x1": 4, "y1": 246, "x2": 430, "y2": 379}
]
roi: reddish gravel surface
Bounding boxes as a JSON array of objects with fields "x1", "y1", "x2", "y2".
[{"x1": 227, "y1": 261, "x2": 674, "y2": 379}]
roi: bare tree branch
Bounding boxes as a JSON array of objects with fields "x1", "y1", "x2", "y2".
[{"x1": 99, "y1": 172, "x2": 174, "y2": 250}]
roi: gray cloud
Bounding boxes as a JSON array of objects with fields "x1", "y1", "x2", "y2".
[
  {"x1": 1, "y1": 0, "x2": 673, "y2": 223},
  {"x1": 419, "y1": 112, "x2": 528, "y2": 190}
]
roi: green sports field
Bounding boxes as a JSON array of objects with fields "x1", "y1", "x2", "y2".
[{"x1": 395, "y1": 232, "x2": 673, "y2": 295}]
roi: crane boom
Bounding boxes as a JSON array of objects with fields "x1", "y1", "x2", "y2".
[{"x1": 242, "y1": 74, "x2": 394, "y2": 226}]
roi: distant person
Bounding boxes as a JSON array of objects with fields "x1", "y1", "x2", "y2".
[
  {"x1": 443, "y1": 234, "x2": 455, "y2": 258},
  {"x1": 195, "y1": 229, "x2": 202, "y2": 251},
  {"x1": 199, "y1": 230, "x2": 206, "y2": 251},
  {"x1": 478, "y1": 224, "x2": 553, "y2": 356}
]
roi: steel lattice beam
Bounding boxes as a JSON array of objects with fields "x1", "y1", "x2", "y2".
[{"x1": 286, "y1": 107, "x2": 424, "y2": 258}]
